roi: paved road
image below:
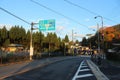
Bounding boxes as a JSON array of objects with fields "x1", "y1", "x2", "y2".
[
  {"x1": 5, "y1": 57, "x2": 97, "y2": 80},
  {"x1": 0, "y1": 56, "x2": 74, "y2": 79}
]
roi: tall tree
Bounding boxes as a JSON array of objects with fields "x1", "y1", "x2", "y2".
[
  {"x1": 9, "y1": 26, "x2": 26, "y2": 44},
  {"x1": 75, "y1": 40, "x2": 79, "y2": 44},
  {"x1": 0, "y1": 29, "x2": 1, "y2": 46},
  {"x1": 81, "y1": 37, "x2": 87, "y2": 46},
  {"x1": 64, "y1": 34, "x2": 69, "y2": 42},
  {"x1": 1, "y1": 26, "x2": 8, "y2": 46},
  {"x1": 19, "y1": 26, "x2": 26, "y2": 44}
]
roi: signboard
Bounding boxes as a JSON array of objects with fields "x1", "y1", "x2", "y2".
[{"x1": 39, "y1": 19, "x2": 55, "y2": 31}]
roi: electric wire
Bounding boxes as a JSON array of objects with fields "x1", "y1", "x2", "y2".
[
  {"x1": 30, "y1": 0, "x2": 90, "y2": 29},
  {"x1": 0, "y1": 6, "x2": 31, "y2": 25},
  {"x1": 64, "y1": 0, "x2": 118, "y2": 23}
]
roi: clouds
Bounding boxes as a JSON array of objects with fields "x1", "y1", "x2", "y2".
[
  {"x1": 0, "y1": 24, "x2": 12, "y2": 30},
  {"x1": 85, "y1": 18, "x2": 90, "y2": 22},
  {"x1": 56, "y1": 18, "x2": 70, "y2": 34},
  {"x1": 74, "y1": 34, "x2": 85, "y2": 38},
  {"x1": 55, "y1": 18, "x2": 89, "y2": 41},
  {"x1": 56, "y1": 18, "x2": 69, "y2": 31},
  {"x1": 57, "y1": 18, "x2": 70, "y2": 26},
  {"x1": 89, "y1": 25, "x2": 104, "y2": 31},
  {"x1": 89, "y1": 26, "x2": 97, "y2": 30},
  {"x1": 56, "y1": 26, "x2": 64, "y2": 31}
]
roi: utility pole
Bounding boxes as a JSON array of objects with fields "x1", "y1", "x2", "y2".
[
  {"x1": 49, "y1": 35, "x2": 50, "y2": 57},
  {"x1": 30, "y1": 22, "x2": 38, "y2": 60},
  {"x1": 72, "y1": 29, "x2": 73, "y2": 43},
  {"x1": 30, "y1": 22, "x2": 34, "y2": 60},
  {"x1": 97, "y1": 23, "x2": 100, "y2": 54},
  {"x1": 95, "y1": 16, "x2": 104, "y2": 58}
]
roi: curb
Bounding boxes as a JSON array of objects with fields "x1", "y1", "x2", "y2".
[
  {"x1": 0, "y1": 60, "x2": 32, "y2": 67},
  {"x1": 87, "y1": 60, "x2": 109, "y2": 80}
]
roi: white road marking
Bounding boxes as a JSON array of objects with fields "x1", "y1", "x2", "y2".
[
  {"x1": 76, "y1": 74, "x2": 93, "y2": 78},
  {"x1": 72, "y1": 60, "x2": 94, "y2": 80},
  {"x1": 81, "y1": 66, "x2": 88, "y2": 68},
  {"x1": 79, "y1": 69, "x2": 90, "y2": 72},
  {"x1": 72, "y1": 60, "x2": 85, "y2": 80}
]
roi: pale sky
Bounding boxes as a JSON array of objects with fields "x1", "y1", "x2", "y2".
[{"x1": 0, "y1": 0, "x2": 120, "y2": 41}]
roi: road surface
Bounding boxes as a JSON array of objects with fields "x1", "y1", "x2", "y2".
[{"x1": 5, "y1": 56, "x2": 97, "y2": 80}]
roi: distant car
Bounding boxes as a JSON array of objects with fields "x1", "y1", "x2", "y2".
[{"x1": 107, "y1": 47, "x2": 120, "y2": 53}]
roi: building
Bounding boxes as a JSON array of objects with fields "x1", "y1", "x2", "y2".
[{"x1": 6, "y1": 44, "x2": 23, "y2": 52}]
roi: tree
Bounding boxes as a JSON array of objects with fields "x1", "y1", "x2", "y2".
[
  {"x1": 19, "y1": 26, "x2": 26, "y2": 44},
  {"x1": 0, "y1": 28, "x2": 2, "y2": 46},
  {"x1": 103, "y1": 27, "x2": 115, "y2": 42},
  {"x1": 75, "y1": 40, "x2": 79, "y2": 44},
  {"x1": 33, "y1": 31, "x2": 44, "y2": 51},
  {"x1": 25, "y1": 30, "x2": 30, "y2": 47},
  {"x1": 81, "y1": 37, "x2": 87, "y2": 46},
  {"x1": 3, "y1": 39, "x2": 10, "y2": 47},
  {"x1": 1, "y1": 26, "x2": 8, "y2": 46},
  {"x1": 9, "y1": 26, "x2": 26, "y2": 44},
  {"x1": 53, "y1": 33, "x2": 59, "y2": 49},
  {"x1": 64, "y1": 34, "x2": 69, "y2": 42},
  {"x1": 0, "y1": 25, "x2": 67, "y2": 54}
]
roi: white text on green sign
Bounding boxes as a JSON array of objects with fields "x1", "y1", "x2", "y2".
[{"x1": 39, "y1": 19, "x2": 55, "y2": 31}]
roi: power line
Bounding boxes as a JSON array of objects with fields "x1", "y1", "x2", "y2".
[
  {"x1": 64, "y1": 0, "x2": 118, "y2": 23},
  {"x1": 30, "y1": 0, "x2": 89, "y2": 29},
  {"x1": 0, "y1": 6, "x2": 31, "y2": 25}
]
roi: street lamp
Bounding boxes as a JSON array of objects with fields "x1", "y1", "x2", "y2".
[
  {"x1": 72, "y1": 29, "x2": 77, "y2": 43},
  {"x1": 94, "y1": 16, "x2": 104, "y2": 40},
  {"x1": 97, "y1": 23, "x2": 100, "y2": 54},
  {"x1": 94, "y1": 16, "x2": 103, "y2": 31},
  {"x1": 94, "y1": 16, "x2": 104, "y2": 50}
]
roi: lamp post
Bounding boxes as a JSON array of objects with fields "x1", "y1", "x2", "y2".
[
  {"x1": 94, "y1": 16, "x2": 103, "y2": 30},
  {"x1": 94, "y1": 16, "x2": 104, "y2": 53},
  {"x1": 71, "y1": 30, "x2": 78, "y2": 55},
  {"x1": 97, "y1": 23, "x2": 100, "y2": 54},
  {"x1": 94, "y1": 16, "x2": 104, "y2": 48}
]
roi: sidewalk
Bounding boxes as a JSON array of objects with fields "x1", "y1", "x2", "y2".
[
  {"x1": 0, "y1": 56, "x2": 74, "y2": 79},
  {"x1": 92, "y1": 58, "x2": 120, "y2": 80},
  {"x1": 99, "y1": 60, "x2": 120, "y2": 80},
  {"x1": 87, "y1": 60, "x2": 109, "y2": 80}
]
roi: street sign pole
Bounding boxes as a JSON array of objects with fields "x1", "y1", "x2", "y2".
[
  {"x1": 30, "y1": 22, "x2": 34, "y2": 60},
  {"x1": 30, "y1": 22, "x2": 38, "y2": 60},
  {"x1": 29, "y1": 19, "x2": 55, "y2": 60}
]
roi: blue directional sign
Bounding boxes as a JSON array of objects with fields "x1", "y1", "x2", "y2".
[{"x1": 39, "y1": 19, "x2": 55, "y2": 31}]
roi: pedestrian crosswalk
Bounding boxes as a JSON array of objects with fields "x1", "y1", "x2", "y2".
[{"x1": 72, "y1": 60, "x2": 96, "y2": 80}]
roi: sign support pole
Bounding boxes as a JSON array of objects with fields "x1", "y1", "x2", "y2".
[
  {"x1": 29, "y1": 19, "x2": 55, "y2": 60},
  {"x1": 30, "y1": 22, "x2": 39, "y2": 60},
  {"x1": 30, "y1": 22, "x2": 34, "y2": 60}
]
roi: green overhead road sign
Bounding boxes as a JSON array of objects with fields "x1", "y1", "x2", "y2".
[{"x1": 39, "y1": 19, "x2": 55, "y2": 31}]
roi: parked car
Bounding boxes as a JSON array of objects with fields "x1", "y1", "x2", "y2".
[
  {"x1": 107, "y1": 47, "x2": 120, "y2": 61},
  {"x1": 107, "y1": 47, "x2": 120, "y2": 53}
]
